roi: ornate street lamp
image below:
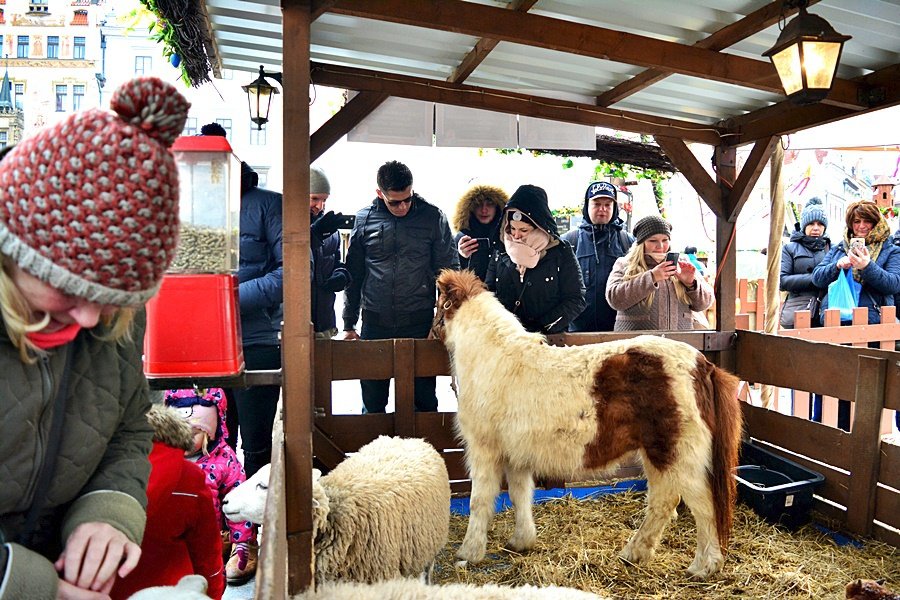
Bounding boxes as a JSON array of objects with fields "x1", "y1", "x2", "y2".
[
  {"x1": 242, "y1": 65, "x2": 282, "y2": 129},
  {"x1": 762, "y1": 1, "x2": 851, "y2": 105}
]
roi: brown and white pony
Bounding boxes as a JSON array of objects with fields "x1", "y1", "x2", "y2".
[{"x1": 431, "y1": 269, "x2": 742, "y2": 579}]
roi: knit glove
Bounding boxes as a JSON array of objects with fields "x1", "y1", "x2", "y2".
[
  {"x1": 311, "y1": 211, "x2": 342, "y2": 242},
  {"x1": 323, "y1": 267, "x2": 351, "y2": 292}
]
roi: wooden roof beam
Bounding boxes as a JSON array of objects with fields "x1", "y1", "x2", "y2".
[
  {"x1": 726, "y1": 136, "x2": 779, "y2": 223},
  {"x1": 328, "y1": 0, "x2": 864, "y2": 110},
  {"x1": 654, "y1": 136, "x2": 723, "y2": 218},
  {"x1": 311, "y1": 0, "x2": 337, "y2": 22},
  {"x1": 449, "y1": 0, "x2": 538, "y2": 84},
  {"x1": 597, "y1": 0, "x2": 820, "y2": 107},
  {"x1": 311, "y1": 91, "x2": 388, "y2": 162},
  {"x1": 726, "y1": 63, "x2": 900, "y2": 145},
  {"x1": 310, "y1": 62, "x2": 724, "y2": 146}
]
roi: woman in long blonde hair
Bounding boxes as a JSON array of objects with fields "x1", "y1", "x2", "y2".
[{"x1": 606, "y1": 215, "x2": 713, "y2": 331}]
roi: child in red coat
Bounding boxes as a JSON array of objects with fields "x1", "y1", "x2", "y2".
[{"x1": 111, "y1": 405, "x2": 225, "y2": 599}]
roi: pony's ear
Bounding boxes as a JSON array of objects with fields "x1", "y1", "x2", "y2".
[{"x1": 437, "y1": 269, "x2": 484, "y2": 307}]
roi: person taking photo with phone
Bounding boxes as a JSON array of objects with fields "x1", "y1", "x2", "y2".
[
  {"x1": 811, "y1": 200, "x2": 900, "y2": 431},
  {"x1": 606, "y1": 215, "x2": 713, "y2": 331},
  {"x1": 485, "y1": 184, "x2": 585, "y2": 334},
  {"x1": 453, "y1": 184, "x2": 508, "y2": 282}
]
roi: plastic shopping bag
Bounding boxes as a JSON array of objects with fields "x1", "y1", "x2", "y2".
[{"x1": 827, "y1": 268, "x2": 861, "y2": 322}]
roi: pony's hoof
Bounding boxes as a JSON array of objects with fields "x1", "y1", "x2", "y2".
[
  {"x1": 505, "y1": 531, "x2": 536, "y2": 553},
  {"x1": 454, "y1": 559, "x2": 469, "y2": 569},
  {"x1": 686, "y1": 557, "x2": 723, "y2": 580},
  {"x1": 456, "y1": 543, "x2": 485, "y2": 564},
  {"x1": 619, "y1": 541, "x2": 653, "y2": 565}
]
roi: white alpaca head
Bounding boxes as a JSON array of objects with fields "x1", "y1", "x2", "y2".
[{"x1": 127, "y1": 574, "x2": 209, "y2": 600}]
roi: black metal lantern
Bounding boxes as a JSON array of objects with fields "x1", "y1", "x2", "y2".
[
  {"x1": 763, "y1": 3, "x2": 851, "y2": 105},
  {"x1": 242, "y1": 65, "x2": 282, "y2": 129}
]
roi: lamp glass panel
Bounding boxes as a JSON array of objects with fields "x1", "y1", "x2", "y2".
[
  {"x1": 771, "y1": 45, "x2": 803, "y2": 95},
  {"x1": 802, "y1": 41, "x2": 840, "y2": 89}
]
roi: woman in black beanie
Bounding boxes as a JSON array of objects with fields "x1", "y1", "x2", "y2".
[
  {"x1": 485, "y1": 184, "x2": 585, "y2": 334},
  {"x1": 606, "y1": 215, "x2": 713, "y2": 331}
]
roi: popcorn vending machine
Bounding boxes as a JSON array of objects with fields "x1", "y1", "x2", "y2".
[{"x1": 144, "y1": 135, "x2": 243, "y2": 378}]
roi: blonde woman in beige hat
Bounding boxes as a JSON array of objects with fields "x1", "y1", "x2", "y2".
[
  {"x1": 606, "y1": 215, "x2": 713, "y2": 331},
  {"x1": 0, "y1": 77, "x2": 189, "y2": 599}
]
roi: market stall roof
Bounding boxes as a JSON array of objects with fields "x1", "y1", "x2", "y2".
[{"x1": 201, "y1": 0, "x2": 900, "y2": 148}]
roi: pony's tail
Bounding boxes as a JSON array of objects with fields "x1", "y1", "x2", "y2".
[{"x1": 709, "y1": 365, "x2": 743, "y2": 551}]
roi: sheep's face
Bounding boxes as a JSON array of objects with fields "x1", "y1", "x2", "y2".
[
  {"x1": 223, "y1": 463, "x2": 271, "y2": 524},
  {"x1": 312, "y1": 469, "x2": 331, "y2": 537}
]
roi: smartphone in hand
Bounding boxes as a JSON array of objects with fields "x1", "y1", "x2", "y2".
[
  {"x1": 665, "y1": 252, "x2": 680, "y2": 264},
  {"x1": 474, "y1": 238, "x2": 491, "y2": 252},
  {"x1": 850, "y1": 237, "x2": 865, "y2": 252},
  {"x1": 338, "y1": 214, "x2": 356, "y2": 229}
]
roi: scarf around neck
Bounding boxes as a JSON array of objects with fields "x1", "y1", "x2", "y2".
[
  {"x1": 844, "y1": 218, "x2": 890, "y2": 282},
  {"x1": 27, "y1": 323, "x2": 81, "y2": 349},
  {"x1": 503, "y1": 228, "x2": 552, "y2": 277}
]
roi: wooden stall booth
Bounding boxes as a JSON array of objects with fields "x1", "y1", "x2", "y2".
[{"x1": 145, "y1": 1, "x2": 900, "y2": 596}]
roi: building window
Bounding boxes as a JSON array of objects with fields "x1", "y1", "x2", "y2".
[
  {"x1": 250, "y1": 124, "x2": 267, "y2": 146},
  {"x1": 134, "y1": 56, "x2": 152, "y2": 75},
  {"x1": 13, "y1": 83, "x2": 24, "y2": 109},
  {"x1": 183, "y1": 117, "x2": 197, "y2": 136},
  {"x1": 47, "y1": 35, "x2": 59, "y2": 59},
  {"x1": 0, "y1": 10, "x2": 5, "y2": 25},
  {"x1": 72, "y1": 84, "x2": 84, "y2": 111},
  {"x1": 254, "y1": 167, "x2": 269, "y2": 188},
  {"x1": 215, "y1": 118, "x2": 232, "y2": 139},
  {"x1": 28, "y1": 1, "x2": 49, "y2": 13},
  {"x1": 55, "y1": 85, "x2": 67, "y2": 112},
  {"x1": 0, "y1": 131, "x2": 7, "y2": 149},
  {"x1": 219, "y1": 69, "x2": 234, "y2": 80},
  {"x1": 73, "y1": 36, "x2": 85, "y2": 60},
  {"x1": 17, "y1": 36, "x2": 29, "y2": 59}
]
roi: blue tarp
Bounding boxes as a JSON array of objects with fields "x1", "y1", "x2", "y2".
[{"x1": 450, "y1": 479, "x2": 648, "y2": 515}]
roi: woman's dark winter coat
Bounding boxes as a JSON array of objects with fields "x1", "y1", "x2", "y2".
[
  {"x1": 486, "y1": 187, "x2": 585, "y2": 334},
  {"x1": 238, "y1": 163, "x2": 283, "y2": 347},
  {"x1": 779, "y1": 229, "x2": 830, "y2": 328},
  {"x1": 812, "y1": 241, "x2": 900, "y2": 325},
  {"x1": 562, "y1": 197, "x2": 633, "y2": 332},
  {"x1": 451, "y1": 185, "x2": 507, "y2": 282}
]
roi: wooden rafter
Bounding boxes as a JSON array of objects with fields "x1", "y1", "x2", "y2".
[
  {"x1": 448, "y1": 0, "x2": 538, "y2": 83},
  {"x1": 727, "y1": 63, "x2": 900, "y2": 144},
  {"x1": 311, "y1": 0, "x2": 337, "y2": 21},
  {"x1": 310, "y1": 62, "x2": 723, "y2": 145},
  {"x1": 328, "y1": 0, "x2": 865, "y2": 110},
  {"x1": 597, "y1": 0, "x2": 820, "y2": 107},
  {"x1": 310, "y1": 91, "x2": 388, "y2": 161}
]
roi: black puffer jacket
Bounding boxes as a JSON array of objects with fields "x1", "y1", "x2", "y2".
[
  {"x1": 562, "y1": 196, "x2": 633, "y2": 332},
  {"x1": 486, "y1": 185, "x2": 585, "y2": 334},
  {"x1": 342, "y1": 193, "x2": 458, "y2": 329},
  {"x1": 451, "y1": 185, "x2": 508, "y2": 282},
  {"x1": 779, "y1": 229, "x2": 830, "y2": 328}
]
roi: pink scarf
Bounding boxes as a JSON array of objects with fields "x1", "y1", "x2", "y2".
[{"x1": 503, "y1": 228, "x2": 551, "y2": 277}]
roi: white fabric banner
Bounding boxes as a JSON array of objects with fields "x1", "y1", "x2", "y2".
[
  {"x1": 519, "y1": 115, "x2": 596, "y2": 150},
  {"x1": 435, "y1": 104, "x2": 517, "y2": 148},
  {"x1": 348, "y1": 97, "x2": 434, "y2": 146}
]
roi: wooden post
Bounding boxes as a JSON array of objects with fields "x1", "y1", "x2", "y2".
[
  {"x1": 846, "y1": 356, "x2": 888, "y2": 536},
  {"x1": 715, "y1": 145, "x2": 737, "y2": 372},
  {"x1": 282, "y1": 0, "x2": 314, "y2": 594},
  {"x1": 394, "y1": 338, "x2": 416, "y2": 438}
]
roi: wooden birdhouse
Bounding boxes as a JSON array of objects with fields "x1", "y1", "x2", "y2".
[{"x1": 871, "y1": 174, "x2": 896, "y2": 209}]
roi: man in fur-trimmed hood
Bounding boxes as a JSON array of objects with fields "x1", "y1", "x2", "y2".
[{"x1": 452, "y1": 184, "x2": 508, "y2": 282}]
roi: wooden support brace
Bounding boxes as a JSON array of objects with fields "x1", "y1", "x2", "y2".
[
  {"x1": 310, "y1": 91, "x2": 388, "y2": 162},
  {"x1": 846, "y1": 355, "x2": 887, "y2": 536},
  {"x1": 654, "y1": 135, "x2": 723, "y2": 218},
  {"x1": 727, "y1": 136, "x2": 779, "y2": 223}
]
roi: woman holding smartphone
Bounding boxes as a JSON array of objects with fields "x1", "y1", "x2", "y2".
[
  {"x1": 453, "y1": 184, "x2": 508, "y2": 282},
  {"x1": 606, "y1": 215, "x2": 713, "y2": 331},
  {"x1": 811, "y1": 201, "x2": 900, "y2": 431}
]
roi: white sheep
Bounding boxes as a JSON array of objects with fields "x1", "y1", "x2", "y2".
[
  {"x1": 127, "y1": 575, "x2": 209, "y2": 600},
  {"x1": 223, "y1": 435, "x2": 451, "y2": 584},
  {"x1": 293, "y1": 578, "x2": 606, "y2": 599}
]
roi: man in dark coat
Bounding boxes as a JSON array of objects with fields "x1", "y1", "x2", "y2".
[
  {"x1": 341, "y1": 161, "x2": 459, "y2": 413},
  {"x1": 563, "y1": 181, "x2": 633, "y2": 332},
  {"x1": 309, "y1": 167, "x2": 351, "y2": 339}
]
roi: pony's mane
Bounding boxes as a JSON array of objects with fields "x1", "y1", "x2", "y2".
[{"x1": 437, "y1": 269, "x2": 486, "y2": 304}]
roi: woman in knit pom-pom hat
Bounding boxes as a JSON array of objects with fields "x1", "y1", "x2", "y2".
[
  {"x1": 605, "y1": 215, "x2": 713, "y2": 331},
  {"x1": 0, "y1": 77, "x2": 189, "y2": 600},
  {"x1": 779, "y1": 197, "x2": 831, "y2": 331}
]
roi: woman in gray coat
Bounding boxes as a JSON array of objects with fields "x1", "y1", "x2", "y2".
[{"x1": 606, "y1": 215, "x2": 713, "y2": 331}]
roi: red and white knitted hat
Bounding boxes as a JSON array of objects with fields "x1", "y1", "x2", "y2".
[{"x1": 0, "y1": 77, "x2": 190, "y2": 306}]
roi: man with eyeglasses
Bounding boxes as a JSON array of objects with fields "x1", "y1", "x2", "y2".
[{"x1": 341, "y1": 160, "x2": 459, "y2": 413}]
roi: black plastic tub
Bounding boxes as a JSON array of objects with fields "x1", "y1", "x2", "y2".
[{"x1": 735, "y1": 441, "x2": 825, "y2": 528}]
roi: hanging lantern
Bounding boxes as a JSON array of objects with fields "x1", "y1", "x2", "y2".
[{"x1": 242, "y1": 65, "x2": 282, "y2": 129}]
